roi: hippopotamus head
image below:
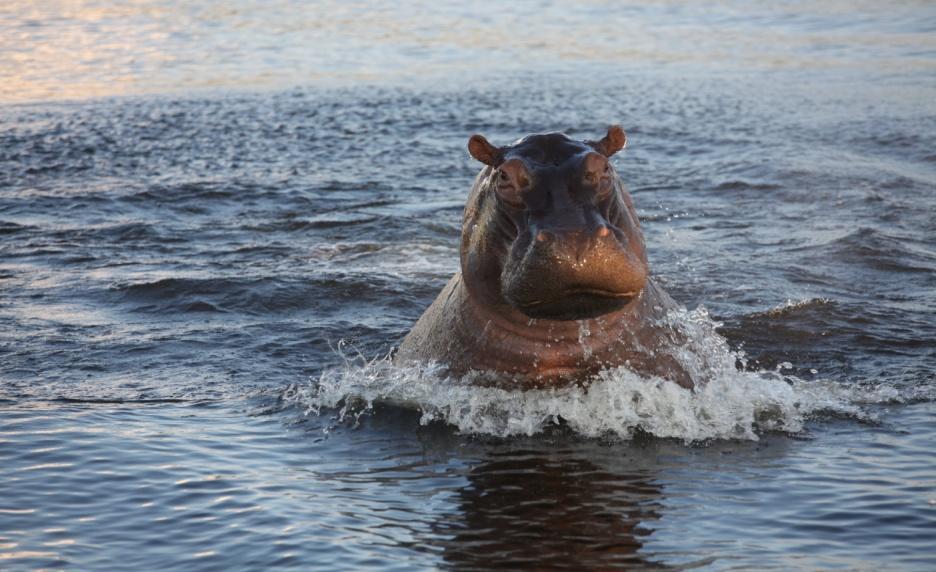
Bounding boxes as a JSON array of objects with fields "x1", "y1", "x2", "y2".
[{"x1": 460, "y1": 126, "x2": 648, "y2": 321}]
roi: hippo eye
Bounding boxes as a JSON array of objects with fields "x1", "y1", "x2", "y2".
[
  {"x1": 594, "y1": 170, "x2": 614, "y2": 197},
  {"x1": 603, "y1": 165, "x2": 613, "y2": 183},
  {"x1": 493, "y1": 168, "x2": 528, "y2": 207},
  {"x1": 493, "y1": 159, "x2": 531, "y2": 207}
]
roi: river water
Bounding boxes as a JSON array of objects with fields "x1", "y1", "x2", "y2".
[{"x1": 1, "y1": 1, "x2": 935, "y2": 569}]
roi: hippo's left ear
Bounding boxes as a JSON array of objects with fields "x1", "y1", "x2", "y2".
[
  {"x1": 468, "y1": 134, "x2": 504, "y2": 167},
  {"x1": 588, "y1": 125, "x2": 627, "y2": 157}
]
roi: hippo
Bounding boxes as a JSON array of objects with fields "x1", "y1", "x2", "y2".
[{"x1": 396, "y1": 126, "x2": 692, "y2": 388}]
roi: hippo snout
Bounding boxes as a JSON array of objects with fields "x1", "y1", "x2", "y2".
[{"x1": 502, "y1": 224, "x2": 648, "y2": 321}]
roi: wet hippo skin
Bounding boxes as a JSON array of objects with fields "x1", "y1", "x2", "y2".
[{"x1": 397, "y1": 126, "x2": 693, "y2": 388}]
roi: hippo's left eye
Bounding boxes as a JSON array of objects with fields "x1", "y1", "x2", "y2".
[
  {"x1": 493, "y1": 160, "x2": 530, "y2": 207},
  {"x1": 585, "y1": 169, "x2": 610, "y2": 187},
  {"x1": 583, "y1": 152, "x2": 612, "y2": 191},
  {"x1": 593, "y1": 168, "x2": 614, "y2": 198}
]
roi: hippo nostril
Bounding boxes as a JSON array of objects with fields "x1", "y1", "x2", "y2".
[
  {"x1": 594, "y1": 225, "x2": 611, "y2": 238},
  {"x1": 536, "y1": 230, "x2": 553, "y2": 243}
]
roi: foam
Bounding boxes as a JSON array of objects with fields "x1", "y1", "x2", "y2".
[{"x1": 285, "y1": 307, "x2": 923, "y2": 442}]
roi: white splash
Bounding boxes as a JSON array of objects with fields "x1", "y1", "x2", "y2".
[
  {"x1": 577, "y1": 320, "x2": 593, "y2": 360},
  {"x1": 285, "y1": 308, "x2": 921, "y2": 442}
]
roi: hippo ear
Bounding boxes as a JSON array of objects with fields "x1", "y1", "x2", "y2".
[
  {"x1": 589, "y1": 125, "x2": 627, "y2": 157},
  {"x1": 468, "y1": 134, "x2": 504, "y2": 167}
]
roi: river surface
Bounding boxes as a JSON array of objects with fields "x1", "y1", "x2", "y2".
[{"x1": 2, "y1": 1, "x2": 935, "y2": 570}]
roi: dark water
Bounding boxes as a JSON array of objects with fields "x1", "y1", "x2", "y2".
[{"x1": 3, "y1": 1, "x2": 936, "y2": 570}]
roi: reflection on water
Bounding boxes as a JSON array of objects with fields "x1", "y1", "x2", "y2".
[
  {"x1": 2, "y1": 0, "x2": 935, "y2": 103},
  {"x1": 435, "y1": 450, "x2": 666, "y2": 570}
]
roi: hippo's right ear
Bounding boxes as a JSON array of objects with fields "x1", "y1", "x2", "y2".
[{"x1": 468, "y1": 134, "x2": 504, "y2": 167}]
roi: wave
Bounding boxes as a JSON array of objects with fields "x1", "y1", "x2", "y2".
[
  {"x1": 284, "y1": 307, "x2": 928, "y2": 442},
  {"x1": 817, "y1": 227, "x2": 936, "y2": 273},
  {"x1": 712, "y1": 180, "x2": 783, "y2": 191},
  {"x1": 0, "y1": 220, "x2": 34, "y2": 234},
  {"x1": 49, "y1": 221, "x2": 172, "y2": 243},
  {"x1": 108, "y1": 273, "x2": 417, "y2": 315},
  {"x1": 754, "y1": 297, "x2": 834, "y2": 317},
  {"x1": 244, "y1": 212, "x2": 382, "y2": 232}
]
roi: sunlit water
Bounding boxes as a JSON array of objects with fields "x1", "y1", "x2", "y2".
[{"x1": 2, "y1": 1, "x2": 935, "y2": 570}]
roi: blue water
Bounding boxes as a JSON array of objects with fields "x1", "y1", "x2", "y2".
[{"x1": 2, "y1": 1, "x2": 935, "y2": 569}]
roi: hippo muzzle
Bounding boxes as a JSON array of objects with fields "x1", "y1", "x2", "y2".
[{"x1": 502, "y1": 221, "x2": 648, "y2": 320}]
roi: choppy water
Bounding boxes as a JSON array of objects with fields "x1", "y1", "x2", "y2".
[{"x1": 2, "y1": 1, "x2": 936, "y2": 570}]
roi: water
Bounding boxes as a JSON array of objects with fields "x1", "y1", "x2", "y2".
[{"x1": 2, "y1": 1, "x2": 935, "y2": 569}]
